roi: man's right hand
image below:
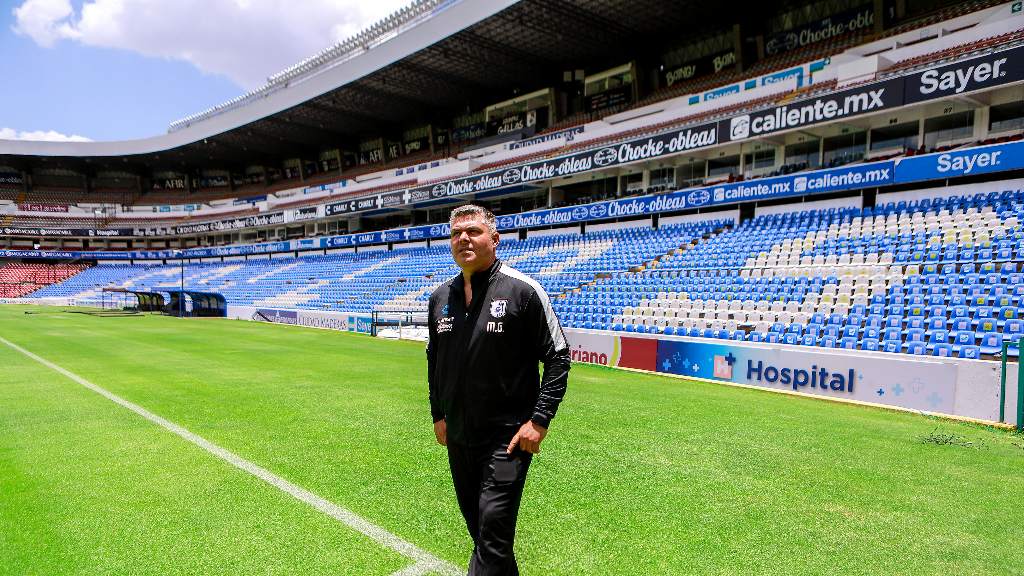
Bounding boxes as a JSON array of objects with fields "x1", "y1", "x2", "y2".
[{"x1": 433, "y1": 419, "x2": 447, "y2": 446}]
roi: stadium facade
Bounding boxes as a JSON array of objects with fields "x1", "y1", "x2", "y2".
[{"x1": 2, "y1": 0, "x2": 1024, "y2": 425}]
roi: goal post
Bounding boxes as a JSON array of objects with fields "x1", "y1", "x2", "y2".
[{"x1": 371, "y1": 309, "x2": 429, "y2": 341}]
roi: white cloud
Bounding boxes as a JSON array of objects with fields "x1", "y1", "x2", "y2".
[
  {"x1": 0, "y1": 127, "x2": 92, "y2": 142},
  {"x1": 12, "y1": 0, "x2": 414, "y2": 89},
  {"x1": 11, "y1": 0, "x2": 75, "y2": 48}
]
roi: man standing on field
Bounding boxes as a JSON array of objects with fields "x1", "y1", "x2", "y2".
[{"x1": 426, "y1": 204, "x2": 570, "y2": 575}]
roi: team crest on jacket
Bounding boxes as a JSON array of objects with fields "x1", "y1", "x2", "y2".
[{"x1": 489, "y1": 299, "x2": 507, "y2": 318}]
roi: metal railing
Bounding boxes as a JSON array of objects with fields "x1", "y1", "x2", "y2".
[{"x1": 999, "y1": 336, "x2": 1023, "y2": 430}]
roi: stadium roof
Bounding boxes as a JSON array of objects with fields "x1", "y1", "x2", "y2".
[{"x1": 0, "y1": 0, "x2": 791, "y2": 173}]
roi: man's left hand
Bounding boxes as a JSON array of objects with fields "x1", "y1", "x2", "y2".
[{"x1": 507, "y1": 421, "x2": 547, "y2": 454}]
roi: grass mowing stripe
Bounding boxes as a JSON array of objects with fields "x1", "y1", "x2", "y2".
[{"x1": 0, "y1": 335, "x2": 461, "y2": 576}]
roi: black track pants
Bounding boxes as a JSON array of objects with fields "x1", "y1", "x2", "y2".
[{"x1": 447, "y1": 442, "x2": 533, "y2": 576}]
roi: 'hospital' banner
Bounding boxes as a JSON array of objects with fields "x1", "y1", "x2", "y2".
[{"x1": 565, "y1": 329, "x2": 984, "y2": 420}]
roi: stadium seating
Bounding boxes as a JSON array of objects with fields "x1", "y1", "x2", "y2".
[
  {"x1": 588, "y1": 190, "x2": 1024, "y2": 358},
  {"x1": 0, "y1": 262, "x2": 88, "y2": 298},
  {"x1": 19, "y1": 188, "x2": 1024, "y2": 360},
  {"x1": 27, "y1": 221, "x2": 724, "y2": 314}
]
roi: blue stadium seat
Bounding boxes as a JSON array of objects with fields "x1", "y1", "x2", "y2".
[
  {"x1": 959, "y1": 345, "x2": 981, "y2": 359},
  {"x1": 906, "y1": 342, "x2": 926, "y2": 355},
  {"x1": 978, "y1": 332, "x2": 1003, "y2": 355},
  {"x1": 882, "y1": 339, "x2": 902, "y2": 354}
]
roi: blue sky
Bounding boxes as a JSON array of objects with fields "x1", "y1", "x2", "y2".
[{"x1": 0, "y1": 0, "x2": 411, "y2": 142}]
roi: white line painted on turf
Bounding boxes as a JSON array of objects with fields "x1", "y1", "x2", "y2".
[{"x1": 0, "y1": 336, "x2": 461, "y2": 576}]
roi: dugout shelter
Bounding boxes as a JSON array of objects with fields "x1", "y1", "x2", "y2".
[{"x1": 165, "y1": 291, "x2": 227, "y2": 318}]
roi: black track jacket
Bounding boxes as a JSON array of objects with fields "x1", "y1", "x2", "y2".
[{"x1": 427, "y1": 259, "x2": 570, "y2": 447}]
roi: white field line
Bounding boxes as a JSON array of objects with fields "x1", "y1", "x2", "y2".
[{"x1": 0, "y1": 336, "x2": 460, "y2": 576}]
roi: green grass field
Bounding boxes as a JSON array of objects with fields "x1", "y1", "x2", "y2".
[{"x1": 1, "y1": 305, "x2": 1023, "y2": 575}]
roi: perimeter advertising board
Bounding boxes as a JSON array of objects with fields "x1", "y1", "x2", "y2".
[
  {"x1": 565, "y1": 330, "x2": 989, "y2": 421},
  {"x1": 230, "y1": 306, "x2": 372, "y2": 334}
]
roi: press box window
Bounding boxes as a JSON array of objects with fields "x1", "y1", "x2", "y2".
[
  {"x1": 923, "y1": 110, "x2": 974, "y2": 149},
  {"x1": 708, "y1": 155, "x2": 740, "y2": 178},
  {"x1": 784, "y1": 140, "x2": 820, "y2": 169},
  {"x1": 823, "y1": 131, "x2": 866, "y2": 166},
  {"x1": 989, "y1": 101, "x2": 1024, "y2": 133},
  {"x1": 742, "y1": 148, "x2": 776, "y2": 171},
  {"x1": 870, "y1": 121, "x2": 918, "y2": 151},
  {"x1": 675, "y1": 160, "x2": 706, "y2": 188}
]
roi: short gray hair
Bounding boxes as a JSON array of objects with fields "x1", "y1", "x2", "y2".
[{"x1": 449, "y1": 204, "x2": 496, "y2": 234}]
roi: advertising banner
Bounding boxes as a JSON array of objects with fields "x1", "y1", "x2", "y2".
[
  {"x1": 326, "y1": 199, "x2": 358, "y2": 216},
  {"x1": 585, "y1": 85, "x2": 632, "y2": 113},
  {"x1": 765, "y1": 5, "x2": 874, "y2": 56},
  {"x1": 452, "y1": 123, "x2": 486, "y2": 143},
  {"x1": 293, "y1": 206, "x2": 320, "y2": 222},
  {"x1": 893, "y1": 140, "x2": 1024, "y2": 183},
  {"x1": 508, "y1": 126, "x2": 585, "y2": 150},
  {"x1": 663, "y1": 50, "x2": 737, "y2": 88},
  {"x1": 353, "y1": 231, "x2": 384, "y2": 245},
  {"x1": 709, "y1": 160, "x2": 894, "y2": 204},
  {"x1": 403, "y1": 136, "x2": 430, "y2": 156},
  {"x1": 354, "y1": 197, "x2": 379, "y2": 212},
  {"x1": 487, "y1": 108, "x2": 548, "y2": 137},
  {"x1": 566, "y1": 329, "x2": 963, "y2": 417},
  {"x1": 2, "y1": 226, "x2": 75, "y2": 237},
  {"x1": 323, "y1": 235, "x2": 354, "y2": 248},
  {"x1": 0, "y1": 249, "x2": 135, "y2": 260},
  {"x1": 186, "y1": 241, "x2": 291, "y2": 258},
  {"x1": 433, "y1": 128, "x2": 450, "y2": 149},
  {"x1": 152, "y1": 177, "x2": 187, "y2": 190},
  {"x1": 87, "y1": 228, "x2": 137, "y2": 238},
  {"x1": 405, "y1": 223, "x2": 451, "y2": 241},
  {"x1": 379, "y1": 190, "x2": 407, "y2": 209},
  {"x1": 236, "y1": 306, "x2": 366, "y2": 333},
  {"x1": 408, "y1": 121, "x2": 719, "y2": 202},
  {"x1": 493, "y1": 160, "x2": 893, "y2": 230},
  {"x1": 381, "y1": 228, "x2": 406, "y2": 243},
  {"x1": 0, "y1": 226, "x2": 141, "y2": 237},
  {"x1": 319, "y1": 47, "x2": 1024, "y2": 216},
  {"x1": 359, "y1": 147, "x2": 384, "y2": 165},
  {"x1": 759, "y1": 66, "x2": 804, "y2": 87},
  {"x1": 174, "y1": 212, "x2": 285, "y2": 235},
  {"x1": 18, "y1": 203, "x2": 68, "y2": 213},
  {"x1": 720, "y1": 77, "x2": 904, "y2": 142},
  {"x1": 0, "y1": 172, "x2": 24, "y2": 185},
  {"x1": 902, "y1": 45, "x2": 1024, "y2": 105}
]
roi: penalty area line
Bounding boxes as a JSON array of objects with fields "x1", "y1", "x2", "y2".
[{"x1": 0, "y1": 336, "x2": 460, "y2": 576}]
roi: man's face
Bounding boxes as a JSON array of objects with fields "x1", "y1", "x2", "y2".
[{"x1": 450, "y1": 213, "x2": 498, "y2": 272}]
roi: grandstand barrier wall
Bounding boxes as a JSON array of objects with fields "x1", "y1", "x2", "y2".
[
  {"x1": 219, "y1": 303, "x2": 1020, "y2": 427},
  {"x1": 0, "y1": 297, "x2": 73, "y2": 306},
  {"x1": 227, "y1": 305, "x2": 374, "y2": 334},
  {"x1": 564, "y1": 328, "x2": 1020, "y2": 427}
]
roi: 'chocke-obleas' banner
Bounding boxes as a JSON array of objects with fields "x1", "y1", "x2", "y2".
[{"x1": 407, "y1": 121, "x2": 720, "y2": 203}]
